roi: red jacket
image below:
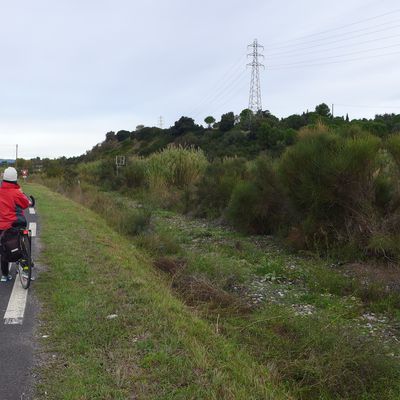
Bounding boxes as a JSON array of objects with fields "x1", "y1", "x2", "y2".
[{"x1": 0, "y1": 181, "x2": 31, "y2": 230}]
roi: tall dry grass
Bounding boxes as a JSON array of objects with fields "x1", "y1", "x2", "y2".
[{"x1": 145, "y1": 145, "x2": 208, "y2": 189}]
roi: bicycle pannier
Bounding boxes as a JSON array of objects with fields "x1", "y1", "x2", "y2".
[{"x1": 1, "y1": 229, "x2": 22, "y2": 262}]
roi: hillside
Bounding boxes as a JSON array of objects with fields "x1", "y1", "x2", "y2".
[{"x1": 73, "y1": 105, "x2": 400, "y2": 163}]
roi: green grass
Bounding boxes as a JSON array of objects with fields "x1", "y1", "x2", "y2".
[
  {"x1": 134, "y1": 210, "x2": 400, "y2": 400},
  {"x1": 29, "y1": 183, "x2": 288, "y2": 399},
  {"x1": 30, "y1": 182, "x2": 400, "y2": 399}
]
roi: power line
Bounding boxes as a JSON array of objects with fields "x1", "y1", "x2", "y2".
[
  {"x1": 192, "y1": 68, "x2": 248, "y2": 119},
  {"x1": 265, "y1": 9, "x2": 400, "y2": 48},
  {"x1": 205, "y1": 73, "x2": 250, "y2": 118},
  {"x1": 212, "y1": 81, "x2": 249, "y2": 117},
  {"x1": 266, "y1": 20, "x2": 400, "y2": 52},
  {"x1": 187, "y1": 53, "x2": 247, "y2": 117},
  {"x1": 267, "y1": 32, "x2": 400, "y2": 59},
  {"x1": 268, "y1": 42, "x2": 400, "y2": 67},
  {"x1": 268, "y1": 49, "x2": 400, "y2": 70},
  {"x1": 265, "y1": 23, "x2": 400, "y2": 53}
]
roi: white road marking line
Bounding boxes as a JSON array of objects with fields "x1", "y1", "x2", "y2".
[
  {"x1": 28, "y1": 222, "x2": 37, "y2": 237},
  {"x1": 4, "y1": 275, "x2": 28, "y2": 325},
  {"x1": 29, "y1": 208, "x2": 36, "y2": 214}
]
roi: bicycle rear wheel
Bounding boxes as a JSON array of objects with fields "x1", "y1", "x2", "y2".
[{"x1": 18, "y1": 235, "x2": 32, "y2": 289}]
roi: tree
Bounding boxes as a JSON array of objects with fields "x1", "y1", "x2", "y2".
[
  {"x1": 315, "y1": 103, "x2": 331, "y2": 118},
  {"x1": 136, "y1": 125, "x2": 145, "y2": 131},
  {"x1": 116, "y1": 130, "x2": 130, "y2": 142},
  {"x1": 346, "y1": 114, "x2": 349, "y2": 123},
  {"x1": 105, "y1": 131, "x2": 116, "y2": 142},
  {"x1": 170, "y1": 116, "x2": 202, "y2": 137},
  {"x1": 239, "y1": 109, "x2": 253, "y2": 131},
  {"x1": 219, "y1": 112, "x2": 235, "y2": 132},
  {"x1": 204, "y1": 116, "x2": 215, "y2": 129},
  {"x1": 282, "y1": 114, "x2": 307, "y2": 130}
]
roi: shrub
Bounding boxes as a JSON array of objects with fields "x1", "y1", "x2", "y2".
[
  {"x1": 387, "y1": 134, "x2": 400, "y2": 167},
  {"x1": 77, "y1": 159, "x2": 117, "y2": 188},
  {"x1": 367, "y1": 233, "x2": 400, "y2": 260},
  {"x1": 195, "y1": 157, "x2": 247, "y2": 217},
  {"x1": 118, "y1": 208, "x2": 152, "y2": 236},
  {"x1": 61, "y1": 167, "x2": 78, "y2": 188},
  {"x1": 135, "y1": 231, "x2": 181, "y2": 256},
  {"x1": 77, "y1": 161, "x2": 102, "y2": 184},
  {"x1": 227, "y1": 181, "x2": 260, "y2": 231},
  {"x1": 279, "y1": 129, "x2": 381, "y2": 250},
  {"x1": 227, "y1": 156, "x2": 288, "y2": 234},
  {"x1": 122, "y1": 157, "x2": 147, "y2": 189}
]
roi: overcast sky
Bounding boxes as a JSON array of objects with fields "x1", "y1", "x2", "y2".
[{"x1": 0, "y1": 0, "x2": 399, "y2": 158}]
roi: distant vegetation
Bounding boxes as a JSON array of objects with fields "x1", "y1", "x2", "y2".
[{"x1": 26, "y1": 103, "x2": 400, "y2": 262}]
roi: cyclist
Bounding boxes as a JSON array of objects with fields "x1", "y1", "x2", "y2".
[{"x1": 0, "y1": 167, "x2": 33, "y2": 282}]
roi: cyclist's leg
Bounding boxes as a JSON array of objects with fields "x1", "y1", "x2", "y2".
[
  {"x1": 0, "y1": 230, "x2": 17, "y2": 281},
  {"x1": 1, "y1": 257, "x2": 8, "y2": 276},
  {"x1": 0, "y1": 231, "x2": 5, "y2": 277},
  {"x1": 0, "y1": 256, "x2": 11, "y2": 281}
]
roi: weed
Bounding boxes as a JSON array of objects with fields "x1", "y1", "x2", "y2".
[
  {"x1": 119, "y1": 208, "x2": 152, "y2": 236},
  {"x1": 136, "y1": 231, "x2": 181, "y2": 256},
  {"x1": 224, "y1": 305, "x2": 400, "y2": 400},
  {"x1": 153, "y1": 257, "x2": 187, "y2": 275}
]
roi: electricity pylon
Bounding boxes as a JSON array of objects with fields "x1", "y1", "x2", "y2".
[{"x1": 247, "y1": 39, "x2": 264, "y2": 113}]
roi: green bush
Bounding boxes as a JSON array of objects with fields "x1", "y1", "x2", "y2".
[
  {"x1": 195, "y1": 157, "x2": 247, "y2": 217},
  {"x1": 227, "y1": 181, "x2": 262, "y2": 232},
  {"x1": 77, "y1": 161, "x2": 100, "y2": 184},
  {"x1": 367, "y1": 233, "x2": 400, "y2": 260},
  {"x1": 118, "y1": 208, "x2": 152, "y2": 236},
  {"x1": 61, "y1": 167, "x2": 78, "y2": 188},
  {"x1": 387, "y1": 134, "x2": 400, "y2": 167},
  {"x1": 279, "y1": 129, "x2": 381, "y2": 249},
  {"x1": 77, "y1": 159, "x2": 117, "y2": 188},
  {"x1": 227, "y1": 156, "x2": 288, "y2": 234},
  {"x1": 135, "y1": 231, "x2": 181, "y2": 256},
  {"x1": 122, "y1": 157, "x2": 147, "y2": 189}
]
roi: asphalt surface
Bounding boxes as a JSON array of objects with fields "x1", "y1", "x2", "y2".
[{"x1": 0, "y1": 207, "x2": 39, "y2": 400}]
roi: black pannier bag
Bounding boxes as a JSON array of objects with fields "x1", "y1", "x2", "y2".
[{"x1": 1, "y1": 229, "x2": 22, "y2": 262}]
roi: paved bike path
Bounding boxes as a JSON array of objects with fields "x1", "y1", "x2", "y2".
[{"x1": 0, "y1": 207, "x2": 39, "y2": 400}]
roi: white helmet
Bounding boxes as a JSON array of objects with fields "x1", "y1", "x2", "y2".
[{"x1": 3, "y1": 167, "x2": 18, "y2": 182}]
